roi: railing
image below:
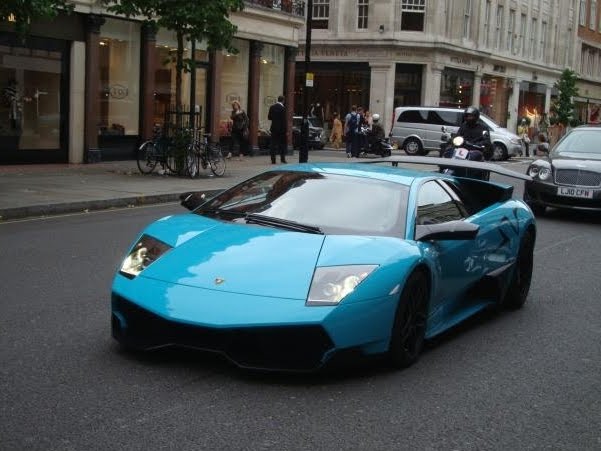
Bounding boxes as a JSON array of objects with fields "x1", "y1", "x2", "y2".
[{"x1": 244, "y1": 0, "x2": 306, "y2": 18}]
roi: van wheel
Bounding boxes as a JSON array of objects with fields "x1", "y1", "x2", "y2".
[
  {"x1": 492, "y1": 143, "x2": 508, "y2": 161},
  {"x1": 403, "y1": 138, "x2": 422, "y2": 156}
]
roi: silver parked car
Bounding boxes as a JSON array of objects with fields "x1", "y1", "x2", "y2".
[{"x1": 389, "y1": 106, "x2": 523, "y2": 160}]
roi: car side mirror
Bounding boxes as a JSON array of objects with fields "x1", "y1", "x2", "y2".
[
  {"x1": 483, "y1": 130, "x2": 490, "y2": 137},
  {"x1": 180, "y1": 192, "x2": 206, "y2": 211},
  {"x1": 415, "y1": 220, "x2": 479, "y2": 241},
  {"x1": 441, "y1": 126, "x2": 447, "y2": 133}
]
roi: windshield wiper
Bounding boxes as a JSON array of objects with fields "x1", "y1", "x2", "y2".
[
  {"x1": 197, "y1": 208, "x2": 247, "y2": 219},
  {"x1": 245, "y1": 213, "x2": 324, "y2": 235}
]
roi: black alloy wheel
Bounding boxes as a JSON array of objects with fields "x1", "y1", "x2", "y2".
[
  {"x1": 501, "y1": 230, "x2": 535, "y2": 310},
  {"x1": 388, "y1": 270, "x2": 429, "y2": 368}
]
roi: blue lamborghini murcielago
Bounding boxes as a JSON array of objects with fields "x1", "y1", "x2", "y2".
[{"x1": 111, "y1": 157, "x2": 536, "y2": 371}]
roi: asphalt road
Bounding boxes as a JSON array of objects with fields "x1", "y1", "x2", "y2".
[{"x1": 1, "y1": 170, "x2": 600, "y2": 451}]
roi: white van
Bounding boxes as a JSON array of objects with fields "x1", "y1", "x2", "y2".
[{"x1": 389, "y1": 106, "x2": 522, "y2": 160}]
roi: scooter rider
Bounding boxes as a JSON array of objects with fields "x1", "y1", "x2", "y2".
[
  {"x1": 370, "y1": 114, "x2": 385, "y2": 141},
  {"x1": 455, "y1": 106, "x2": 492, "y2": 160}
]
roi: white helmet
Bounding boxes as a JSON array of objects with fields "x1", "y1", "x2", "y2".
[{"x1": 372, "y1": 113, "x2": 380, "y2": 122}]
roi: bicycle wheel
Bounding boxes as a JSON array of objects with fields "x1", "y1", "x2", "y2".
[
  {"x1": 208, "y1": 143, "x2": 226, "y2": 177},
  {"x1": 164, "y1": 141, "x2": 185, "y2": 176},
  {"x1": 136, "y1": 141, "x2": 158, "y2": 174},
  {"x1": 185, "y1": 144, "x2": 199, "y2": 178}
]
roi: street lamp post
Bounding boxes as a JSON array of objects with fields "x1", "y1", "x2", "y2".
[{"x1": 299, "y1": 0, "x2": 313, "y2": 163}]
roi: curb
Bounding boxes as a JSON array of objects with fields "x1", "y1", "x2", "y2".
[{"x1": 0, "y1": 190, "x2": 223, "y2": 221}]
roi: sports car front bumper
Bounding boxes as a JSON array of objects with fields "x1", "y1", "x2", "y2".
[{"x1": 111, "y1": 275, "x2": 396, "y2": 371}]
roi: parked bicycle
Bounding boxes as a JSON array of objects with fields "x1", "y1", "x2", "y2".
[
  {"x1": 185, "y1": 130, "x2": 226, "y2": 178},
  {"x1": 136, "y1": 125, "x2": 178, "y2": 175}
]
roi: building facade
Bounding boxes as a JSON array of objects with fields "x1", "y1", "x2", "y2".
[
  {"x1": 575, "y1": 0, "x2": 601, "y2": 123},
  {"x1": 296, "y1": 0, "x2": 596, "y2": 137},
  {"x1": 0, "y1": 1, "x2": 304, "y2": 164}
]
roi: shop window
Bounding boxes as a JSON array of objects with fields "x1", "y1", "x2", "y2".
[
  {"x1": 99, "y1": 18, "x2": 140, "y2": 137},
  {"x1": 401, "y1": 0, "x2": 425, "y2": 31},
  {"x1": 259, "y1": 44, "x2": 285, "y2": 132},
  {"x1": 220, "y1": 39, "x2": 249, "y2": 138},
  {"x1": 312, "y1": 0, "x2": 329, "y2": 29},
  {"x1": 439, "y1": 69, "x2": 473, "y2": 109},
  {"x1": 153, "y1": 29, "x2": 209, "y2": 129},
  {"x1": 0, "y1": 38, "x2": 64, "y2": 151}
]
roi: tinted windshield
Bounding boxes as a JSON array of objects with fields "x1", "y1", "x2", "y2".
[
  {"x1": 552, "y1": 129, "x2": 601, "y2": 159},
  {"x1": 195, "y1": 171, "x2": 408, "y2": 236}
]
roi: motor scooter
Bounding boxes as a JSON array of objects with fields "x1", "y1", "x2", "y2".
[
  {"x1": 359, "y1": 125, "x2": 393, "y2": 157},
  {"x1": 440, "y1": 126, "x2": 490, "y2": 181}
]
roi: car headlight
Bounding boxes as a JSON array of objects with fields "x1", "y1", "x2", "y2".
[
  {"x1": 306, "y1": 265, "x2": 378, "y2": 306},
  {"x1": 510, "y1": 137, "x2": 521, "y2": 144},
  {"x1": 528, "y1": 164, "x2": 552, "y2": 181},
  {"x1": 120, "y1": 234, "x2": 172, "y2": 279}
]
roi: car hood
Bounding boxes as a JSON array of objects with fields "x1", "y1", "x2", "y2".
[
  {"x1": 130, "y1": 214, "x2": 408, "y2": 299},
  {"x1": 138, "y1": 214, "x2": 324, "y2": 299},
  {"x1": 549, "y1": 155, "x2": 601, "y2": 168},
  {"x1": 492, "y1": 128, "x2": 520, "y2": 140}
]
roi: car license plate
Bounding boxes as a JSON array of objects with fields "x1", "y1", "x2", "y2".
[{"x1": 557, "y1": 186, "x2": 594, "y2": 198}]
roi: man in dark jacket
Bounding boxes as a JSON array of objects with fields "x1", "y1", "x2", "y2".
[
  {"x1": 268, "y1": 95, "x2": 287, "y2": 164},
  {"x1": 456, "y1": 106, "x2": 492, "y2": 160}
]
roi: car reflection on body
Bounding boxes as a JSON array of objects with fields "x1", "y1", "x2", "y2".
[
  {"x1": 524, "y1": 126, "x2": 601, "y2": 215},
  {"x1": 112, "y1": 160, "x2": 535, "y2": 372}
]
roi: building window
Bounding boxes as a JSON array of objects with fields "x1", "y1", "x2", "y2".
[
  {"x1": 540, "y1": 21, "x2": 547, "y2": 62},
  {"x1": 579, "y1": 0, "x2": 587, "y2": 26},
  {"x1": 99, "y1": 18, "x2": 140, "y2": 138},
  {"x1": 591, "y1": 0, "x2": 597, "y2": 30},
  {"x1": 259, "y1": 44, "x2": 285, "y2": 131},
  {"x1": 153, "y1": 29, "x2": 209, "y2": 129},
  {"x1": 530, "y1": 18, "x2": 538, "y2": 60},
  {"x1": 463, "y1": 0, "x2": 472, "y2": 39},
  {"x1": 520, "y1": 13, "x2": 527, "y2": 56},
  {"x1": 358, "y1": 0, "x2": 369, "y2": 29},
  {"x1": 312, "y1": 0, "x2": 329, "y2": 29},
  {"x1": 507, "y1": 9, "x2": 515, "y2": 52},
  {"x1": 495, "y1": 5, "x2": 503, "y2": 49},
  {"x1": 219, "y1": 38, "x2": 249, "y2": 138},
  {"x1": 483, "y1": 1, "x2": 491, "y2": 47},
  {"x1": 0, "y1": 35, "x2": 66, "y2": 152},
  {"x1": 439, "y1": 68, "x2": 474, "y2": 109},
  {"x1": 401, "y1": 0, "x2": 426, "y2": 32}
]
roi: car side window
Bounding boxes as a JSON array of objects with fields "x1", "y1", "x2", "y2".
[
  {"x1": 398, "y1": 110, "x2": 427, "y2": 124},
  {"x1": 416, "y1": 181, "x2": 466, "y2": 225},
  {"x1": 429, "y1": 110, "x2": 460, "y2": 127}
]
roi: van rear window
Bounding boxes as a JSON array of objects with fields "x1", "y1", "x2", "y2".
[{"x1": 398, "y1": 110, "x2": 428, "y2": 123}]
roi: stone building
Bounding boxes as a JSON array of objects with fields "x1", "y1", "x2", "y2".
[{"x1": 296, "y1": 0, "x2": 599, "y2": 136}]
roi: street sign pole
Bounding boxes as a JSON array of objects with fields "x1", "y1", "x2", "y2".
[{"x1": 300, "y1": 0, "x2": 313, "y2": 163}]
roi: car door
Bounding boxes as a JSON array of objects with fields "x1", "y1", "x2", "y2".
[{"x1": 413, "y1": 180, "x2": 484, "y2": 335}]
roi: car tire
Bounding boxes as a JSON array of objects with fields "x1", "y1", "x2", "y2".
[
  {"x1": 403, "y1": 138, "x2": 423, "y2": 156},
  {"x1": 501, "y1": 230, "x2": 535, "y2": 310},
  {"x1": 492, "y1": 143, "x2": 508, "y2": 161},
  {"x1": 388, "y1": 270, "x2": 429, "y2": 369}
]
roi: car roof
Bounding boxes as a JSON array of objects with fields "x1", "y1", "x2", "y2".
[{"x1": 269, "y1": 162, "x2": 437, "y2": 187}]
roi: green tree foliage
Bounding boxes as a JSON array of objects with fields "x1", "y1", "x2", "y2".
[
  {"x1": 551, "y1": 69, "x2": 579, "y2": 127},
  {"x1": 106, "y1": 0, "x2": 245, "y2": 113},
  {"x1": 1, "y1": 0, "x2": 73, "y2": 37}
]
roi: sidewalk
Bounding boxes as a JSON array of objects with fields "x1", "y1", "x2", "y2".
[{"x1": 0, "y1": 151, "x2": 347, "y2": 221}]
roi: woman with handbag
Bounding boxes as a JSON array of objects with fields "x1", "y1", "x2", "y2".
[{"x1": 229, "y1": 100, "x2": 250, "y2": 161}]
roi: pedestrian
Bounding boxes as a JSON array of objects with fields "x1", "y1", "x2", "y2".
[
  {"x1": 268, "y1": 95, "x2": 287, "y2": 164},
  {"x1": 344, "y1": 105, "x2": 361, "y2": 158},
  {"x1": 229, "y1": 100, "x2": 250, "y2": 161},
  {"x1": 517, "y1": 118, "x2": 530, "y2": 157},
  {"x1": 538, "y1": 113, "x2": 549, "y2": 140},
  {"x1": 329, "y1": 112, "x2": 343, "y2": 149}
]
